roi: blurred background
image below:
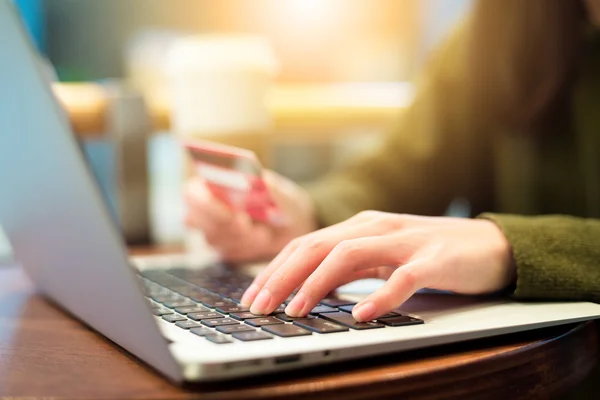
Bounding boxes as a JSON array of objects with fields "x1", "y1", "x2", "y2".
[
  {"x1": 0, "y1": 0, "x2": 472, "y2": 262},
  {"x1": 44, "y1": 0, "x2": 470, "y2": 82}
]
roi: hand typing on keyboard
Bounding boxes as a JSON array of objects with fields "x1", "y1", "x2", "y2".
[
  {"x1": 143, "y1": 261, "x2": 430, "y2": 345},
  {"x1": 241, "y1": 212, "x2": 516, "y2": 322},
  {"x1": 142, "y1": 267, "x2": 423, "y2": 344}
]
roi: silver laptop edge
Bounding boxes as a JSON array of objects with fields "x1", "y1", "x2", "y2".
[
  {"x1": 3, "y1": 0, "x2": 600, "y2": 384},
  {"x1": 0, "y1": 0, "x2": 181, "y2": 382}
]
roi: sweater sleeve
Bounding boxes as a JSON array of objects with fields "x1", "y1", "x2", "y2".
[
  {"x1": 479, "y1": 213, "x2": 600, "y2": 302},
  {"x1": 307, "y1": 20, "x2": 494, "y2": 227}
]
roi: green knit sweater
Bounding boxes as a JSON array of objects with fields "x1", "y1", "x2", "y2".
[{"x1": 308, "y1": 22, "x2": 600, "y2": 303}]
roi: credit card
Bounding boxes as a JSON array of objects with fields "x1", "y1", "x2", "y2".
[{"x1": 184, "y1": 139, "x2": 284, "y2": 225}]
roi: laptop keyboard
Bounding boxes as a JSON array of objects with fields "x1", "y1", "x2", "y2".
[{"x1": 139, "y1": 266, "x2": 424, "y2": 345}]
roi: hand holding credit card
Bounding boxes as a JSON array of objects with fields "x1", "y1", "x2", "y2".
[{"x1": 184, "y1": 139, "x2": 285, "y2": 225}]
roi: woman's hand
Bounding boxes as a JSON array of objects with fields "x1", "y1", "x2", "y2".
[
  {"x1": 185, "y1": 170, "x2": 318, "y2": 262},
  {"x1": 241, "y1": 211, "x2": 516, "y2": 321}
]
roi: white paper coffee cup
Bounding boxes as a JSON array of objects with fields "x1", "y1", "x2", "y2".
[
  {"x1": 166, "y1": 34, "x2": 278, "y2": 262},
  {"x1": 166, "y1": 34, "x2": 278, "y2": 138}
]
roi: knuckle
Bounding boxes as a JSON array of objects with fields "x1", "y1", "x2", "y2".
[
  {"x1": 374, "y1": 286, "x2": 397, "y2": 305},
  {"x1": 298, "y1": 237, "x2": 326, "y2": 252},
  {"x1": 393, "y1": 227, "x2": 428, "y2": 246},
  {"x1": 265, "y1": 269, "x2": 297, "y2": 298},
  {"x1": 287, "y1": 237, "x2": 305, "y2": 249},
  {"x1": 438, "y1": 248, "x2": 459, "y2": 270},
  {"x1": 376, "y1": 216, "x2": 401, "y2": 231},
  {"x1": 300, "y1": 274, "x2": 318, "y2": 291},
  {"x1": 386, "y1": 213, "x2": 408, "y2": 229},
  {"x1": 332, "y1": 239, "x2": 362, "y2": 259},
  {"x1": 356, "y1": 210, "x2": 381, "y2": 220},
  {"x1": 398, "y1": 267, "x2": 419, "y2": 290},
  {"x1": 299, "y1": 279, "x2": 325, "y2": 301},
  {"x1": 267, "y1": 270, "x2": 287, "y2": 288},
  {"x1": 355, "y1": 210, "x2": 403, "y2": 230}
]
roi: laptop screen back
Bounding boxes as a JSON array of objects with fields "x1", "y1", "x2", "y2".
[{"x1": 0, "y1": 0, "x2": 181, "y2": 381}]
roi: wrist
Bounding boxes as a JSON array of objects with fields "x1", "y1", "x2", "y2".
[{"x1": 482, "y1": 219, "x2": 518, "y2": 289}]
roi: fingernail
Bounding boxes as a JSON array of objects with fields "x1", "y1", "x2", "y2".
[
  {"x1": 285, "y1": 292, "x2": 307, "y2": 317},
  {"x1": 353, "y1": 302, "x2": 376, "y2": 322},
  {"x1": 240, "y1": 284, "x2": 260, "y2": 307},
  {"x1": 250, "y1": 288, "x2": 272, "y2": 315}
]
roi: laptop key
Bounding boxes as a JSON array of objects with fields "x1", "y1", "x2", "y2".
[
  {"x1": 189, "y1": 294, "x2": 217, "y2": 303},
  {"x1": 262, "y1": 324, "x2": 312, "y2": 338},
  {"x1": 215, "y1": 305, "x2": 250, "y2": 314},
  {"x1": 188, "y1": 312, "x2": 224, "y2": 321},
  {"x1": 293, "y1": 318, "x2": 349, "y2": 334},
  {"x1": 175, "y1": 320, "x2": 204, "y2": 329},
  {"x1": 162, "y1": 300, "x2": 196, "y2": 309},
  {"x1": 309, "y1": 305, "x2": 338, "y2": 315},
  {"x1": 390, "y1": 309, "x2": 411, "y2": 317},
  {"x1": 274, "y1": 313, "x2": 315, "y2": 322},
  {"x1": 201, "y1": 299, "x2": 236, "y2": 308},
  {"x1": 337, "y1": 305, "x2": 396, "y2": 318},
  {"x1": 151, "y1": 294, "x2": 179, "y2": 303},
  {"x1": 320, "y1": 312, "x2": 385, "y2": 330},
  {"x1": 245, "y1": 317, "x2": 284, "y2": 327},
  {"x1": 281, "y1": 294, "x2": 296, "y2": 305},
  {"x1": 189, "y1": 327, "x2": 213, "y2": 337},
  {"x1": 338, "y1": 304, "x2": 356, "y2": 313},
  {"x1": 232, "y1": 331, "x2": 273, "y2": 342},
  {"x1": 225, "y1": 292, "x2": 245, "y2": 304},
  {"x1": 226, "y1": 296, "x2": 242, "y2": 304},
  {"x1": 162, "y1": 314, "x2": 187, "y2": 323},
  {"x1": 174, "y1": 306, "x2": 209, "y2": 315},
  {"x1": 319, "y1": 298, "x2": 356, "y2": 307},
  {"x1": 271, "y1": 304, "x2": 286, "y2": 314},
  {"x1": 205, "y1": 334, "x2": 233, "y2": 344},
  {"x1": 151, "y1": 308, "x2": 174, "y2": 316},
  {"x1": 216, "y1": 324, "x2": 256, "y2": 334},
  {"x1": 230, "y1": 312, "x2": 262, "y2": 321},
  {"x1": 201, "y1": 318, "x2": 240, "y2": 328},
  {"x1": 167, "y1": 285, "x2": 192, "y2": 294},
  {"x1": 377, "y1": 315, "x2": 424, "y2": 327}
]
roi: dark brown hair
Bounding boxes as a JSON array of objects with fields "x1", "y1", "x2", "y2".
[{"x1": 467, "y1": 0, "x2": 586, "y2": 130}]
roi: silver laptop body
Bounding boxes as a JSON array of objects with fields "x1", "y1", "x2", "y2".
[{"x1": 1, "y1": 0, "x2": 600, "y2": 383}]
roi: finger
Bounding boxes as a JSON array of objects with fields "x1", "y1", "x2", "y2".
[
  {"x1": 285, "y1": 235, "x2": 411, "y2": 316},
  {"x1": 248, "y1": 218, "x2": 401, "y2": 315},
  {"x1": 352, "y1": 259, "x2": 433, "y2": 322},
  {"x1": 185, "y1": 179, "x2": 235, "y2": 227}
]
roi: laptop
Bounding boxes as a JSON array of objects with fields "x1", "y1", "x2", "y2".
[{"x1": 1, "y1": 0, "x2": 600, "y2": 383}]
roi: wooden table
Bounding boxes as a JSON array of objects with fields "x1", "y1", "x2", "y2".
[{"x1": 0, "y1": 265, "x2": 597, "y2": 399}]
